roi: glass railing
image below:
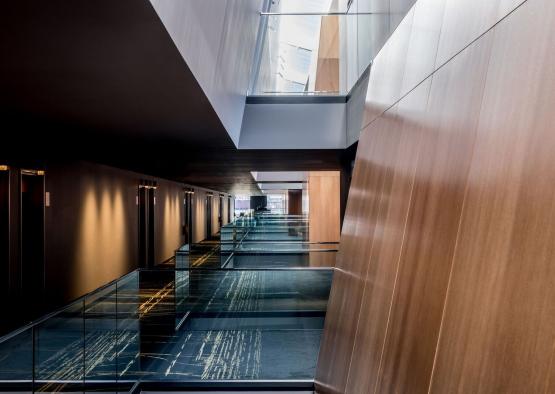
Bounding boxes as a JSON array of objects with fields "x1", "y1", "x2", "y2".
[
  {"x1": 268, "y1": 0, "x2": 351, "y2": 14},
  {"x1": 173, "y1": 214, "x2": 339, "y2": 269},
  {"x1": 249, "y1": 0, "x2": 413, "y2": 97},
  {"x1": 221, "y1": 214, "x2": 309, "y2": 243},
  {"x1": 0, "y1": 271, "x2": 141, "y2": 393},
  {"x1": 221, "y1": 241, "x2": 338, "y2": 268},
  {"x1": 176, "y1": 243, "x2": 225, "y2": 269},
  {"x1": 250, "y1": 13, "x2": 382, "y2": 96},
  {"x1": 225, "y1": 241, "x2": 338, "y2": 252},
  {"x1": 0, "y1": 268, "x2": 333, "y2": 392},
  {"x1": 176, "y1": 241, "x2": 338, "y2": 269}
]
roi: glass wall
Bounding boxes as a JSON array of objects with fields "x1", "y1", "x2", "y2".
[
  {"x1": 0, "y1": 268, "x2": 332, "y2": 391},
  {"x1": 250, "y1": 0, "x2": 398, "y2": 96},
  {"x1": 266, "y1": 193, "x2": 286, "y2": 214},
  {"x1": 233, "y1": 195, "x2": 251, "y2": 218}
]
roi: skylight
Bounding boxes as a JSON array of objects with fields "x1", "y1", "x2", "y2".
[{"x1": 249, "y1": 0, "x2": 376, "y2": 96}]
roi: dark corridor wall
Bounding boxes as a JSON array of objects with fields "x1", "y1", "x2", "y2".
[
  {"x1": 44, "y1": 161, "x2": 215, "y2": 302},
  {"x1": 44, "y1": 161, "x2": 144, "y2": 305},
  {"x1": 0, "y1": 160, "x2": 230, "y2": 335}
]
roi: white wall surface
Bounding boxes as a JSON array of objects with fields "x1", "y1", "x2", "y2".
[
  {"x1": 259, "y1": 183, "x2": 304, "y2": 190},
  {"x1": 151, "y1": 0, "x2": 416, "y2": 149},
  {"x1": 253, "y1": 171, "x2": 308, "y2": 182},
  {"x1": 150, "y1": 0, "x2": 262, "y2": 146},
  {"x1": 239, "y1": 102, "x2": 347, "y2": 149},
  {"x1": 346, "y1": 70, "x2": 370, "y2": 146}
]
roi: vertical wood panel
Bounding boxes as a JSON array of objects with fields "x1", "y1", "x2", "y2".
[
  {"x1": 434, "y1": 0, "x2": 499, "y2": 66},
  {"x1": 193, "y1": 189, "x2": 206, "y2": 243},
  {"x1": 315, "y1": 15, "x2": 340, "y2": 92},
  {"x1": 344, "y1": 80, "x2": 431, "y2": 394},
  {"x1": 429, "y1": 1, "x2": 555, "y2": 392},
  {"x1": 155, "y1": 180, "x2": 183, "y2": 263},
  {"x1": 400, "y1": 0, "x2": 445, "y2": 93},
  {"x1": 0, "y1": 170, "x2": 9, "y2": 297},
  {"x1": 212, "y1": 195, "x2": 220, "y2": 235},
  {"x1": 222, "y1": 197, "x2": 229, "y2": 226},
  {"x1": 308, "y1": 251, "x2": 337, "y2": 268},
  {"x1": 547, "y1": 347, "x2": 555, "y2": 394},
  {"x1": 287, "y1": 190, "x2": 302, "y2": 215},
  {"x1": 376, "y1": 32, "x2": 493, "y2": 393},
  {"x1": 498, "y1": 0, "x2": 526, "y2": 16},
  {"x1": 362, "y1": 0, "x2": 528, "y2": 130},
  {"x1": 309, "y1": 171, "x2": 341, "y2": 243},
  {"x1": 317, "y1": 0, "x2": 555, "y2": 392},
  {"x1": 362, "y1": 7, "x2": 414, "y2": 127},
  {"x1": 316, "y1": 125, "x2": 390, "y2": 393}
]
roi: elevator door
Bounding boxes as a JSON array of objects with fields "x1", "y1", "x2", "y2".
[
  {"x1": 0, "y1": 169, "x2": 9, "y2": 296},
  {"x1": 20, "y1": 171, "x2": 45, "y2": 308},
  {"x1": 139, "y1": 185, "x2": 155, "y2": 268},
  {"x1": 218, "y1": 195, "x2": 223, "y2": 227},
  {"x1": 184, "y1": 192, "x2": 193, "y2": 245},
  {"x1": 205, "y1": 195, "x2": 212, "y2": 240}
]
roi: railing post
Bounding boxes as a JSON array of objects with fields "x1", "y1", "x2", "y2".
[
  {"x1": 82, "y1": 298, "x2": 86, "y2": 392},
  {"x1": 115, "y1": 279, "x2": 119, "y2": 387},
  {"x1": 31, "y1": 325, "x2": 35, "y2": 394}
]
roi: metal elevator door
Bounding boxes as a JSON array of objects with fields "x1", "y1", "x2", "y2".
[{"x1": 138, "y1": 183, "x2": 155, "y2": 268}]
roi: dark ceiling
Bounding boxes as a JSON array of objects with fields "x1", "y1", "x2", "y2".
[
  {"x1": 108, "y1": 148, "x2": 348, "y2": 195},
  {"x1": 0, "y1": 0, "x2": 345, "y2": 194}
]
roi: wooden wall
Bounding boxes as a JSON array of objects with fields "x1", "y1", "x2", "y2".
[
  {"x1": 0, "y1": 160, "x2": 232, "y2": 335},
  {"x1": 155, "y1": 179, "x2": 184, "y2": 264},
  {"x1": 288, "y1": 190, "x2": 303, "y2": 215},
  {"x1": 315, "y1": 15, "x2": 340, "y2": 92},
  {"x1": 212, "y1": 195, "x2": 220, "y2": 236},
  {"x1": 191, "y1": 189, "x2": 233, "y2": 242},
  {"x1": 42, "y1": 162, "x2": 221, "y2": 301},
  {"x1": 46, "y1": 162, "x2": 139, "y2": 302},
  {"x1": 222, "y1": 196, "x2": 230, "y2": 226},
  {"x1": 309, "y1": 171, "x2": 341, "y2": 243},
  {"x1": 316, "y1": 0, "x2": 555, "y2": 393},
  {"x1": 192, "y1": 189, "x2": 207, "y2": 243},
  {"x1": 230, "y1": 197, "x2": 236, "y2": 221},
  {"x1": 0, "y1": 170, "x2": 8, "y2": 300}
]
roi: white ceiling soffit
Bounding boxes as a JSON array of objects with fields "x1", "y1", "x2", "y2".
[
  {"x1": 257, "y1": 182, "x2": 304, "y2": 190},
  {"x1": 239, "y1": 102, "x2": 347, "y2": 149},
  {"x1": 251, "y1": 171, "x2": 308, "y2": 182}
]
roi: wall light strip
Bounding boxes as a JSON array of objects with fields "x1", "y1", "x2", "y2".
[{"x1": 21, "y1": 169, "x2": 45, "y2": 176}]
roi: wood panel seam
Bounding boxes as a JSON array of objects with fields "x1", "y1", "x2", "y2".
[
  {"x1": 371, "y1": 144, "x2": 423, "y2": 394},
  {"x1": 544, "y1": 340, "x2": 555, "y2": 394},
  {"x1": 341, "y1": 167, "x2": 389, "y2": 393},
  {"x1": 426, "y1": 168, "x2": 471, "y2": 394},
  {"x1": 426, "y1": 31, "x2": 496, "y2": 392},
  {"x1": 359, "y1": 0, "x2": 529, "y2": 133}
]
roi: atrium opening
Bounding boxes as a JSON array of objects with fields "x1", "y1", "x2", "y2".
[{"x1": 1, "y1": 0, "x2": 555, "y2": 393}]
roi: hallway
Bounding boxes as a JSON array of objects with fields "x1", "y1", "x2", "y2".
[{"x1": 2, "y1": 0, "x2": 555, "y2": 392}]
